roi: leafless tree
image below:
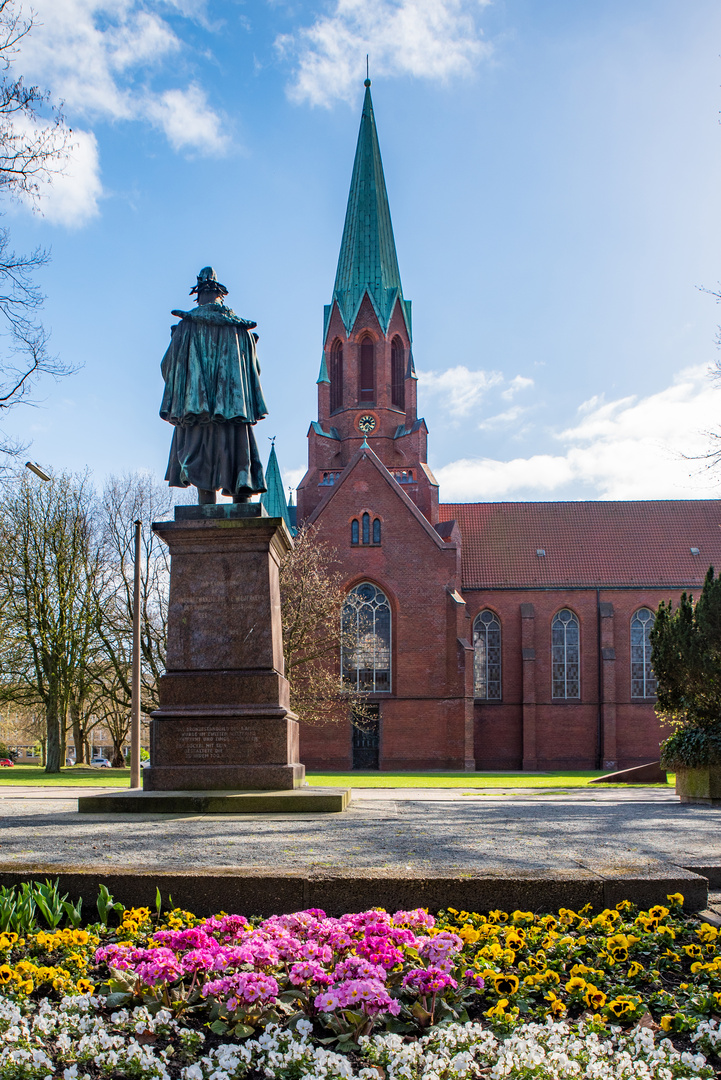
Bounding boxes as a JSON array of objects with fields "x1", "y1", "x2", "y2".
[
  {"x1": 279, "y1": 524, "x2": 369, "y2": 727},
  {"x1": 0, "y1": 470, "x2": 102, "y2": 771},
  {"x1": 95, "y1": 473, "x2": 176, "y2": 717},
  {"x1": 0, "y1": 0, "x2": 76, "y2": 466}
]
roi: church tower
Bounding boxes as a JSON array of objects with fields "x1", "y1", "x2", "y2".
[{"x1": 296, "y1": 81, "x2": 439, "y2": 525}]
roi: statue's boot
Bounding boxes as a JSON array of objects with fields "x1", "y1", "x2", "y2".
[{"x1": 198, "y1": 488, "x2": 217, "y2": 504}]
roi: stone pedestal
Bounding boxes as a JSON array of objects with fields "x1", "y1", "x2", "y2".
[{"x1": 143, "y1": 504, "x2": 306, "y2": 791}]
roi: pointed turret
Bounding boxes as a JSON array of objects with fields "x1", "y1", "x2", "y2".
[
  {"x1": 327, "y1": 80, "x2": 411, "y2": 339},
  {"x1": 299, "y1": 82, "x2": 435, "y2": 527},
  {"x1": 261, "y1": 442, "x2": 292, "y2": 530}
]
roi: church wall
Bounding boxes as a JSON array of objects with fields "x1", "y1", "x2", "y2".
[
  {"x1": 464, "y1": 586, "x2": 676, "y2": 771},
  {"x1": 298, "y1": 455, "x2": 472, "y2": 771}
]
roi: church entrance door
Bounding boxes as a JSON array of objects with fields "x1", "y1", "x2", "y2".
[{"x1": 352, "y1": 705, "x2": 380, "y2": 770}]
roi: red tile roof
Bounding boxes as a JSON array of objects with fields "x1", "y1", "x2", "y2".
[{"x1": 438, "y1": 501, "x2": 721, "y2": 589}]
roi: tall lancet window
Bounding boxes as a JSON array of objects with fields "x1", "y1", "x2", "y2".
[
  {"x1": 631, "y1": 608, "x2": 656, "y2": 699},
  {"x1": 391, "y1": 337, "x2": 405, "y2": 410},
  {"x1": 473, "y1": 610, "x2": 501, "y2": 700},
  {"x1": 359, "y1": 337, "x2": 375, "y2": 403},
  {"x1": 552, "y1": 609, "x2": 580, "y2": 699},
  {"x1": 341, "y1": 583, "x2": 391, "y2": 692},
  {"x1": 330, "y1": 340, "x2": 343, "y2": 413}
]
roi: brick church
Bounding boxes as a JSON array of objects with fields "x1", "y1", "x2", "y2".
[{"x1": 281, "y1": 80, "x2": 721, "y2": 773}]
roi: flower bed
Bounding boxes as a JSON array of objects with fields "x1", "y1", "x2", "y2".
[{"x1": 0, "y1": 886, "x2": 719, "y2": 1078}]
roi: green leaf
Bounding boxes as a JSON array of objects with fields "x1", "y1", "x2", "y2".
[
  {"x1": 384, "y1": 1018, "x2": 414, "y2": 1033},
  {"x1": 209, "y1": 1020, "x2": 228, "y2": 1035},
  {"x1": 105, "y1": 991, "x2": 133, "y2": 1008},
  {"x1": 232, "y1": 1023, "x2": 255, "y2": 1038}
]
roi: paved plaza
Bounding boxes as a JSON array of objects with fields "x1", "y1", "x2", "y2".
[{"x1": 0, "y1": 785, "x2": 718, "y2": 876}]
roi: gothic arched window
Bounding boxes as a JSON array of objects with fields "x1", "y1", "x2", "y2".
[
  {"x1": 351, "y1": 519, "x2": 359, "y2": 546},
  {"x1": 359, "y1": 337, "x2": 375, "y2": 403},
  {"x1": 631, "y1": 608, "x2": 656, "y2": 699},
  {"x1": 362, "y1": 512, "x2": 370, "y2": 545},
  {"x1": 473, "y1": 610, "x2": 501, "y2": 700},
  {"x1": 373, "y1": 518, "x2": 381, "y2": 544},
  {"x1": 391, "y1": 336, "x2": 405, "y2": 410},
  {"x1": 330, "y1": 340, "x2": 343, "y2": 413},
  {"x1": 341, "y1": 583, "x2": 391, "y2": 692},
  {"x1": 552, "y1": 609, "x2": 580, "y2": 699}
]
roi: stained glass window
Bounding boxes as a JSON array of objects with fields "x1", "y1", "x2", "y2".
[
  {"x1": 631, "y1": 608, "x2": 656, "y2": 698},
  {"x1": 359, "y1": 338, "x2": 375, "y2": 402},
  {"x1": 373, "y1": 518, "x2": 381, "y2": 544},
  {"x1": 473, "y1": 610, "x2": 501, "y2": 699},
  {"x1": 362, "y1": 512, "x2": 370, "y2": 545},
  {"x1": 351, "y1": 519, "x2": 359, "y2": 545},
  {"x1": 391, "y1": 336, "x2": 405, "y2": 410},
  {"x1": 341, "y1": 583, "x2": 391, "y2": 693},
  {"x1": 330, "y1": 339, "x2": 343, "y2": 413},
  {"x1": 552, "y1": 609, "x2": 580, "y2": 699}
]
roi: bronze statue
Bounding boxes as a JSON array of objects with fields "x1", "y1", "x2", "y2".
[{"x1": 160, "y1": 267, "x2": 268, "y2": 503}]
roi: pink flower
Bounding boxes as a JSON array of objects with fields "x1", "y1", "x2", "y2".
[
  {"x1": 289, "y1": 961, "x2": 331, "y2": 986},
  {"x1": 416, "y1": 932, "x2": 462, "y2": 965},
  {"x1": 464, "y1": 970, "x2": 485, "y2": 989},
  {"x1": 402, "y1": 967, "x2": 458, "y2": 995},
  {"x1": 202, "y1": 971, "x2": 279, "y2": 1009},
  {"x1": 134, "y1": 948, "x2": 184, "y2": 986},
  {"x1": 315, "y1": 989, "x2": 342, "y2": 1012},
  {"x1": 393, "y1": 910, "x2": 436, "y2": 930},
  {"x1": 333, "y1": 956, "x2": 387, "y2": 982}
]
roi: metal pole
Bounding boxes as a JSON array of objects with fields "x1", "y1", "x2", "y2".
[{"x1": 130, "y1": 519, "x2": 142, "y2": 788}]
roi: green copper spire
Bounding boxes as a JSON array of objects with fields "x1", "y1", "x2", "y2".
[
  {"x1": 261, "y1": 441, "x2": 292, "y2": 529},
  {"x1": 316, "y1": 352, "x2": 330, "y2": 384},
  {"x1": 327, "y1": 82, "x2": 411, "y2": 339}
]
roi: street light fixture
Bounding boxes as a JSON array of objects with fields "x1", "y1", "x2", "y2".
[{"x1": 25, "y1": 461, "x2": 51, "y2": 482}]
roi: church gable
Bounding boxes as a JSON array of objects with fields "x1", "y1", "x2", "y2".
[{"x1": 309, "y1": 446, "x2": 452, "y2": 556}]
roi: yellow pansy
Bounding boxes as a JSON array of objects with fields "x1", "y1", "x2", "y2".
[
  {"x1": 584, "y1": 984, "x2": 607, "y2": 1010},
  {"x1": 493, "y1": 973, "x2": 519, "y2": 996},
  {"x1": 485, "y1": 998, "x2": 509, "y2": 1018},
  {"x1": 544, "y1": 991, "x2": 566, "y2": 1016}
]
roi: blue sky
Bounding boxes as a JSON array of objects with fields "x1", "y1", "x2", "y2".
[{"x1": 3, "y1": 0, "x2": 721, "y2": 501}]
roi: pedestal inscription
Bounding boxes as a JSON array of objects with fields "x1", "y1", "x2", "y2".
[{"x1": 143, "y1": 512, "x2": 306, "y2": 792}]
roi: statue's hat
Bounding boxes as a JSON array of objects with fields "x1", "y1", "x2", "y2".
[{"x1": 190, "y1": 266, "x2": 228, "y2": 298}]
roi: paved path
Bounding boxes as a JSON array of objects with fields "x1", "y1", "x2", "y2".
[{"x1": 0, "y1": 785, "x2": 718, "y2": 874}]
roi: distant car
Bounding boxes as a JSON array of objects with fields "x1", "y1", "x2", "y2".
[
  {"x1": 0, "y1": 759, "x2": 13, "y2": 767},
  {"x1": 90, "y1": 756, "x2": 112, "y2": 768}
]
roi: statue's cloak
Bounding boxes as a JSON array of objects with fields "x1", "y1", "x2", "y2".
[
  {"x1": 160, "y1": 304, "x2": 268, "y2": 425},
  {"x1": 160, "y1": 304, "x2": 268, "y2": 497}
]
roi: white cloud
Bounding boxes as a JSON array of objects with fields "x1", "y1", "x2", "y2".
[
  {"x1": 39, "y1": 129, "x2": 103, "y2": 227},
  {"x1": 434, "y1": 364, "x2": 721, "y2": 501},
  {"x1": 146, "y1": 86, "x2": 229, "y2": 156},
  {"x1": 419, "y1": 364, "x2": 503, "y2": 418},
  {"x1": 478, "y1": 404, "x2": 529, "y2": 430},
  {"x1": 6, "y1": 114, "x2": 102, "y2": 227},
  {"x1": 278, "y1": 0, "x2": 493, "y2": 108},
  {"x1": 501, "y1": 374, "x2": 534, "y2": 401},
  {"x1": 283, "y1": 466, "x2": 307, "y2": 493},
  {"x1": 22, "y1": 1, "x2": 181, "y2": 121},
  {"x1": 8, "y1": 0, "x2": 228, "y2": 223}
]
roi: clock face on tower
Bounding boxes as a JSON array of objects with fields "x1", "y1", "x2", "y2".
[{"x1": 357, "y1": 413, "x2": 377, "y2": 434}]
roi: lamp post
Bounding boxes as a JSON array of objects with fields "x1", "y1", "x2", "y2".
[
  {"x1": 25, "y1": 461, "x2": 51, "y2": 482},
  {"x1": 130, "y1": 519, "x2": 142, "y2": 788}
]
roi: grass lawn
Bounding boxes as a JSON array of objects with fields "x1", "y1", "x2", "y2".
[
  {"x1": 0, "y1": 766, "x2": 674, "y2": 789},
  {"x1": 0, "y1": 765, "x2": 132, "y2": 786},
  {"x1": 306, "y1": 770, "x2": 675, "y2": 788}
]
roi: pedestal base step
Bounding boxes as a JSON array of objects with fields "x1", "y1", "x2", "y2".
[{"x1": 77, "y1": 787, "x2": 351, "y2": 815}]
